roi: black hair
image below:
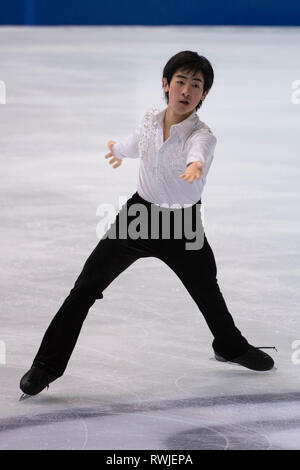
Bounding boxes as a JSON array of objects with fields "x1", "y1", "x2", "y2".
[{"x1": 162, "y1": 50, "x2": 214, "y2": 112}]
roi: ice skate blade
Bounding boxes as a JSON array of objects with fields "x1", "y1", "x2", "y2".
[
  {"x1": 19, "y1": 393, "x2": 34, "y2": 402},
  {"x1": 19, "y1": 384, "x2": 50, "y2": 401}
]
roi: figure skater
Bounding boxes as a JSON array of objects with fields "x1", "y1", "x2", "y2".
[{"x1": 19, "y1": 50, "x2": 276, "y2": 400}]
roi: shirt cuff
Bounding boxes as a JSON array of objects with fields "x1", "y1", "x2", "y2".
[{"x1": 186, "y1": 155, "x2": 205, "y2": 166}]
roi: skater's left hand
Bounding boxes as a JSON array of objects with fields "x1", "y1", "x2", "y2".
[{"x1": 179, "y1": 161, "x2": 203, "y2": 184}]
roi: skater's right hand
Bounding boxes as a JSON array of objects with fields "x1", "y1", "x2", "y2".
[{"x1": 104, "y1": 141, "x2": 122, "y2": 169}]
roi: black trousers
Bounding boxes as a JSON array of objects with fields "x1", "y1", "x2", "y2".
[{"x1": 32, "y1": 191, "x2": 249, "y2": 377}]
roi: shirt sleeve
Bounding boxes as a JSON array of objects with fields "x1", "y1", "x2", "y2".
[
  {"x1": 111, "y1": 113, "x2": 145, "y2": 160},
  {"x1": 185, "y1": 131, "x2": 217, "y2": 171}
]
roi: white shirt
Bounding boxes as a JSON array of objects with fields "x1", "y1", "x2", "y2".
[{"x1": 112, "y1": 107, "x2": 217, "y2": 208}]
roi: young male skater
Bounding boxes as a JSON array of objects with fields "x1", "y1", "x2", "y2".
[{"x1": 20, "y1": 51, "x2": 275, "y2": 400}]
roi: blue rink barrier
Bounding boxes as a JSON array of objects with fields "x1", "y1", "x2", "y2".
[{"x1": 1, "y1": 0, "x2": 300, "y2": 26}]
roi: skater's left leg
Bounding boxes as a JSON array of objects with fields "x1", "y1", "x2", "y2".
[{"x1": 158, "y1": 234, "x2": 250, "y2": 360}]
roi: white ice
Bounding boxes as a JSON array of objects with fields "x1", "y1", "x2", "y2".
[{"x1": 0, "y1": 26, "x2": 300, "y2": 450}]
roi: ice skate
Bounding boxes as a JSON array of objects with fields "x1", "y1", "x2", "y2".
[
  {"x1": 214, "y1": 345, "x2": 277, "y2": 371},
  {"x1": 19, "y1": 365, "x2": 58, "y2": 401}
]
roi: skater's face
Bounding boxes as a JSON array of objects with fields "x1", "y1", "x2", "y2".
[{"x1": 162, "y1": 67, "x2": 209, "y2": 115}]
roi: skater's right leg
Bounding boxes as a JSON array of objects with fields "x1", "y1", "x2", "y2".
[
  {"x1": 20, "y1": 234, "x2": 142, "y2": 396},
  {"x1": 30, "y1": 235, "x2": 145, "y2": 379},
  {"x1": 22, "y1": 193, "x2": 155, "y2": 388}
]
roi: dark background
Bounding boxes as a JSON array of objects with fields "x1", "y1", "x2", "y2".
[{"x1": 1, "y1": 0, "x2": 300, "y2": 26}]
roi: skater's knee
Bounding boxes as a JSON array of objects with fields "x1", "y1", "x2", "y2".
[{"x1": 70, "y1": 279, "x2": 104, "y2": 300}]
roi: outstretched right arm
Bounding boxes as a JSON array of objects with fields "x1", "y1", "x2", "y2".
[{"x1": 104, "y1": 114, "x2": 145, "y2": 169}]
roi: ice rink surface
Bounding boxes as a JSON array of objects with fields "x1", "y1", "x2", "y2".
[{"x1": 0, "y1": 26, "x2": 299, "y2": 450}]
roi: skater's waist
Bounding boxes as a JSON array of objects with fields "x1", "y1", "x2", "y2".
[{"x1": 131, "y1": 191, "x2": 201, "y2": 211}]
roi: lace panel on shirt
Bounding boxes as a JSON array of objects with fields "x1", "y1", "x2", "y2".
[{"x1": 138, "y1": 108, "x2": 157, "y2": 177}]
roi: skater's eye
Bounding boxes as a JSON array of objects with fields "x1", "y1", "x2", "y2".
[{"x1": 176, "y1": 81, "x2": 199, "y2": 88}]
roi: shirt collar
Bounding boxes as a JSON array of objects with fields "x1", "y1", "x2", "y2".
[{"x1": 153, "y1": 107, "x2": 199, "y2": 138}]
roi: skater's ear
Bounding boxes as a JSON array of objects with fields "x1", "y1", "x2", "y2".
[{"x1": 201, "y1": 88, "x2": 210, "y2": 102}]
